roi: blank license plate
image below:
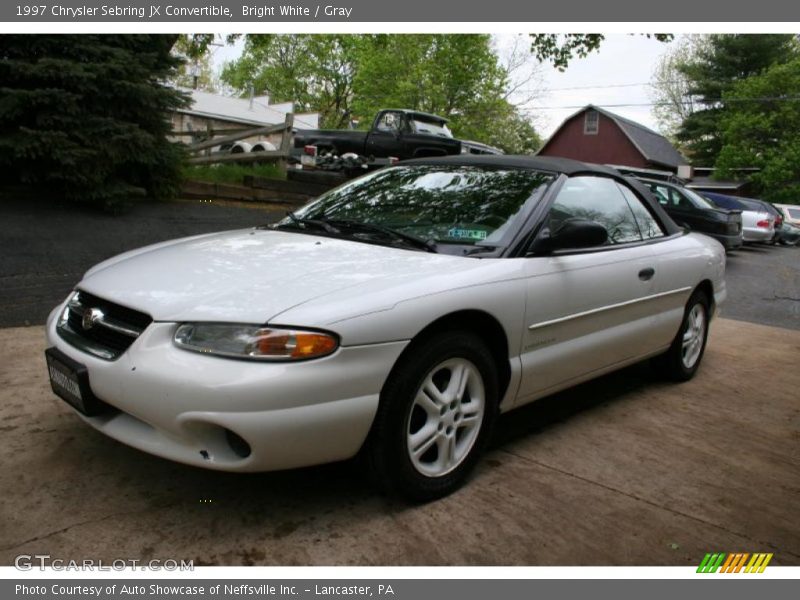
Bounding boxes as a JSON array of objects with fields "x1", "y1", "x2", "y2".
[{"x1": 45, "y1": 348, "x2": 105, "y2": 416}]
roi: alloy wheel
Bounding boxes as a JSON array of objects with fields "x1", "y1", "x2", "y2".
[
  {"x1": 681, "y1": 303, "x2": 706, "y2": 369},
  {"x1": 405, "y1": 358, "x2": 485, "y2": 477}
]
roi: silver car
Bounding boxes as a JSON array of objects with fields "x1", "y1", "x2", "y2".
[
  {"x1": 45, "y1": 156, "x2": 726, "y2": 501},
  {"x1": 703, "y1": 192, "x2": 775, "y2": 243}
]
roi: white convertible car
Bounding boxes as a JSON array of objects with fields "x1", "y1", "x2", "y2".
[{"x1": 45, "y1": 156, "x2": 726, "y2": 500}]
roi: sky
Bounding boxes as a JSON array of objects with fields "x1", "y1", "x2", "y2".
[
  {"x1": 516, "y1": 34, "x2": 675, "y2": 138},
  {"x1": 209, "y1": 33, "x2": 676, "y2": 139}
]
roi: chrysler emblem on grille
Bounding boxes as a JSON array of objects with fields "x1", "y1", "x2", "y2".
[{"x1": 81, "y1": 307, "x2": 104, "y2": 331}]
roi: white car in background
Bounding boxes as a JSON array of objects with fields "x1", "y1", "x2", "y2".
[
  {"x1": 774, "y1": 203, "x2": 800, "y2": 227},
  {"x1": 45, "y1": 156, "x2": 726, "y2": 501}
]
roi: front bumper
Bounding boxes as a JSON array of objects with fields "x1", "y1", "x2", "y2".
[{"x1": 46, "y1": 305, "x2": 408, "y2": 472}]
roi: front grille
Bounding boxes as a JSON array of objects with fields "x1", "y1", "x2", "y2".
[{"x1": 57, "y1": 290, "x2": 152, "y2": 360}]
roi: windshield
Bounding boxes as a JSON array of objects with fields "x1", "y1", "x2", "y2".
[
  {"x1": 283, "y1": 165, "x2": 553, "y2": 251},
  {"x1": 411, "y1": 119, "x2": 453, "y2": 138}
]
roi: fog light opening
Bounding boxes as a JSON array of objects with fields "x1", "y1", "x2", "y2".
[{"x1": 224, "y1": 429, "x2": 252, "y2": 458}]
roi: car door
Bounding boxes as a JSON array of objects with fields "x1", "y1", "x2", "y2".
[
  {"x1": 515, "y1": 176, "x2": 664, "y2": 405},
  {"x1": 364, "y1": 111, "x2": 405, "y2": 158}
]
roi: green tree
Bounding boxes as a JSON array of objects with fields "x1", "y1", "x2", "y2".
[
  {"x1": 352, "y1": 35, "x2": 542, "y2": 153},
  {"x1": 675, "y1": 34, "x2": 798, "y2": 165},
  {"x1": 221, "y1": 35, "x2": 358, "y2": 128},
  {"x1": 0, "y1": 35, "x2": 189, "y2": 205},
  {"x1": 479, "y1": 104, "x2": 542, "y2": 154},
  {"x1": 170, "y1": 35, "x2": 218, "y2": 92},
  {"x1": 352, "y1": 36, "x2": 501, "y2": 115},
  {"x1": 649, "y1": 35, "x2": 707, "y2": 141},
  {"x1": 716, "y1": 58, "x2": 800, "y2": 203},
  {"x1": 221, "y1": 34, "x2": 543, "y2": 154}
]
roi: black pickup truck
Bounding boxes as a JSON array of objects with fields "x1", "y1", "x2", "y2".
[{"x1": 294, "y1": 109, "x2": 468, "y2": 161}]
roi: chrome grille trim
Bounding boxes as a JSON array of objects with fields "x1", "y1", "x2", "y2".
[
  {"x1": 67, "y1": 298, "x2": 144, "y2": 337},
  {"x1": 57, "y1": 291, "x2": 152, "y2": 361}
]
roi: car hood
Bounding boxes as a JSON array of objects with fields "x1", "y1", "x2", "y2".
[{"x1": 77, "y1": 229, "x2": 479, "y2": 323}]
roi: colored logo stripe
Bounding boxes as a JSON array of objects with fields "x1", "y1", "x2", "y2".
[
  {"x1": 697, "y1": 553, "x2": 726, "y2": 573},
  {"x1": 746, "y1": 553, "x2": 773, "y2": 573},
  {"x1": 697, "y1": 552, "x2": 773, "y2": 573}
]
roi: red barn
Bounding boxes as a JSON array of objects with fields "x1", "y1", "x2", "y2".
[{"x1": 538, "y1": 105, "x2": 687, "y2": 172}]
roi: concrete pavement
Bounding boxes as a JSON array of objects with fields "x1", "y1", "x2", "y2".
[{"x1": 1, "y1": 318, "x2": 797, "y2": 566}]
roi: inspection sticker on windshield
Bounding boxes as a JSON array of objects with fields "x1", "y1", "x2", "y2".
[{"x1": 447, "y1": 228, "x2": 487, "y2": 241}]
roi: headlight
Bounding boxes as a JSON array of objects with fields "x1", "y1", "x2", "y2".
[{"x1": 173, "y1": 324, "x2": 338, "y2": 361}]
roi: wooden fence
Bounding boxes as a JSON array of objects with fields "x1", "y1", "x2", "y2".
[
  {"x1": 177, "y1": 113, "x2": 354, "y2": 204},
  {"x1": 181, "y1": 113, "x2": 294, "y2": 167}
]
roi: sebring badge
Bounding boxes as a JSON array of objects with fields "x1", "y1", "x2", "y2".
[{"x1": 81, "y1": 307, "x2": 103, "y2": 331}]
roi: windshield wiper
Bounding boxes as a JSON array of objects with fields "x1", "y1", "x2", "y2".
[
  {"x1": 276, "y1": 212, "x2": 341, "y2": 234},
  {"x1": 274, "y1": 213, "x2": 436, "y2": 253},
  {"x1": 326, "y1": 218, "x2": 438, "y2": 253}
]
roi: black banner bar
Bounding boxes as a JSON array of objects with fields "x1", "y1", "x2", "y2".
[{"x1": 2, "y1": 0, "x2": 800, "y2": 22}]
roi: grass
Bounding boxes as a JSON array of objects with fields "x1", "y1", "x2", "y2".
[{"x1": 183, "y1": 162, "x2": 285, "y2": 185}]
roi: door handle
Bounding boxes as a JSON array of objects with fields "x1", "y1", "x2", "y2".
[{"x1": 638, "y1": 267, "x2": 655, "y2": 281}]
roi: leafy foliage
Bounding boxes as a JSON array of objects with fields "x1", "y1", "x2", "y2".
[
  {"x1": 674, "y1": 34, "x2": 799, "y2": 165},
  {"x1": 351, "y1": 35, "x2": 503, "y2": 127},
  {"x1": 0, "y1": 35, "x2": 189, "y2": 205},
  {"x1": 649, "y1": 36, "x2": 707, "y2": 141},
  {"x1": 221, "y1": 34, "x2": 357, "y2": 129},
  {"x1": 170, "y1": 35, "x2": 218, "y2": 92},
  {"x1": 221, "y1": 34, "x2": 542, "y2": 155},
  {"x1": 716, "y1": 58, "x2": 800, "y2": 204},
  {"x1": 350, "y1": 35, "x2": 542, "y2": 152}
]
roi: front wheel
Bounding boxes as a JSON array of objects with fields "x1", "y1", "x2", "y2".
[
  {"x1": 365, "y1": 331, "x2": 498, "y2": 502},
  {"x1": 652, "y1": 290, "x2": 710, "y2": 381}
]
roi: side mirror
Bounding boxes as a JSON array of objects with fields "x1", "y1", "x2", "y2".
[{"x1": 530, "y1": 218, "x2": 608, "y2": 254}]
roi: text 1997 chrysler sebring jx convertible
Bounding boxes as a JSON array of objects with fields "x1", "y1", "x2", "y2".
[{"x1": 46, "y1": 156, "x2": 725, "y2": 500}]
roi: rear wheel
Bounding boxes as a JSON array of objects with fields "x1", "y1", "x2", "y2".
[
  {"x1": 365, "y1": 331, "x2": 498, "y2": 502},
  {"x1": 652, "y1": 290, "x2": 710, "y2": 381}
]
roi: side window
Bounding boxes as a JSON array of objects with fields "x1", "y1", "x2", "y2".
[
  {"x1": 376, "y1": 112, "x2": 401, "y2": 133},
  {"x1": 616, "y1": 183, "x2": 666, "y2": 240},
  {"x1": 647, "y1": 183, "x2": 692, "y2": 209},
  {"x1": 547, "y1": 176, "x2": 642, "y2": 246},
  {"x1": 671, "y1": 188, "x2": 695, "y2": 209},
  {"x1": 646, "y1": 183, "x2": 671, "y2": 206}
]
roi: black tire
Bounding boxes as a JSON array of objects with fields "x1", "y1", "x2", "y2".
[
  {"x1": 365, "y1": 331, "x2": 499, "y2": 502},
  {"x1": 651, "y1": 290, "x2": 710, "y2": 382}
]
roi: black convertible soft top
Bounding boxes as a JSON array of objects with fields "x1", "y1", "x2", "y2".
[
  {"x1": 401, "y1": 154, "x2": 683, "y2": 236},
  {"x1": 402, "y1": 154, "x2": 621, "y2": 177}
]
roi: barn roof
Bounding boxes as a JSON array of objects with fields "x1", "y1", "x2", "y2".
[{"x1": 542, "y1": 105, "x2": 687, "y2": 169}]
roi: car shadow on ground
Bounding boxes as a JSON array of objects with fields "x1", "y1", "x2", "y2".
[{"x1": 490, "y1": 361, "x2": 653, "y2": 450}]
